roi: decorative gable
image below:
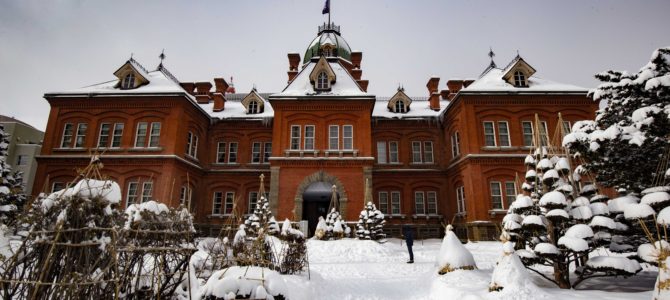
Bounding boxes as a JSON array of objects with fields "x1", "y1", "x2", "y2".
[
  {"x1": 308, "y1": 56, "x2": 336, "y2": 91},
  {"x1": 241, "y1": 89, "x2": 265, "y2": 114},
  {"x1": 387, "y1": 88, "x2": 412, "y2": 113},
  {"x1": 113, "y1": 58, "x2": 150, "y2": 90},
  {"x1": 501, "y1": 56, "x2": 536, "y2": 87}
]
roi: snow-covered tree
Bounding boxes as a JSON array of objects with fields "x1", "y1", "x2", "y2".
[
  {"x1": 324, "y1": 208, "x2": 345, "y2": 239},
  {"x1": 356, "y1": 201, "x2": 385, "y2": 240},
  {"x1": 244, "y1": 196, "x2": 279, "y2": 237},
  {"x1": 489, "y1": 241, "x2": 536, "y2": 294},
  {"x1": 563, "y1": 47, "x2": 670, "y2": 192},
  {"x1": 437, "y1": 225, "x2": 476, "y2": 274},
  {"x1": 0, "y1": 124, "x2": 26, "y2": 227}
]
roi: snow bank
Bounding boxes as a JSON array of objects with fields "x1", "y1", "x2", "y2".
[
  {"x1": 202, "y1": 266, "x2": 288, "y2": 299},
  {"x1": 437, "y1": 227, "x2": 477, "y2": 274}
]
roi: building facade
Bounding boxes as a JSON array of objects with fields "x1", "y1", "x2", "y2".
[
  {"x1": 33, "y1": 23, "x2": 597, "y2": 239},
  {"x1": 0, "y1": 115, "x2": 44, "y2": 194}
]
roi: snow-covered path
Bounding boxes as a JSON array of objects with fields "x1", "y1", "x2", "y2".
[{"x1": 283, "y1": 238, "x2": 656, "y2": 300}]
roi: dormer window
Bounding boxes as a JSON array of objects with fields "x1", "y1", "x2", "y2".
[
  {"x1": 513, "y1": 71, "x2": 527, "y2": 87},
  {"x1": 395, "y1": 100, "x2": 407, "y2": 113},
  {"x1": 248, "y1": 100, "x2": 260, "y2": 114},
  {"x1": 316, "y1": 72, "x2": 329, "y2": 90},
  {"x1": 241, "y1": 89, "x2": 265, "y2": 114},
  {"x1": 122, "y1": 73, "x2": 135, "y2": 89},
  {"x1": 388, "y1": 88, "x2": 412, "y2": 113}
]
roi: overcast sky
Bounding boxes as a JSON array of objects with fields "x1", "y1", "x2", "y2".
[{"x1": 1, "y1": 0, "x2": 669, "y2": 130}]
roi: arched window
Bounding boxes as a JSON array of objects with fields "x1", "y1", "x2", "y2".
[
  {"x1": 513, "y1": 71, "x2": 526, "y2": 87},
  {"x1": 323, "y1": 48, "x2": 332, "y2": 57},
  {"x1": 316, "y1": 72, "x2": 329, "y2": 90},
  {"x1": 248, "y1": 100, "x2": 259, "y2": 114},
  {"x1": 122, "y1": 73, "x2": 135, "y2": 89},
  {"x1": 394, "y1": 100, "x2": 407, "y2": 113}
]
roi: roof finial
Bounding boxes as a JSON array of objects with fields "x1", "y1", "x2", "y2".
[
  {"x1": 130, "y1": 52, "x2": 134, "y2": 60},
  {"x1": 159, "y1": 49, "x2": 166, "y2": 63},
  {"x1": 230, "y1": 76, "x2": 234, "y2": 86},
  {"x1": 516, "y1": 49, "x2": 520, "y2": 57},
  {"x1": 252, "y1": 83, "x2": 257, "y2": 91},
  {"x1": 488, "y1": 47, "x2": 497, "y2": 68}
]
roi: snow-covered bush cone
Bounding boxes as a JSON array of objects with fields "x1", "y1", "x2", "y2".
[
  {"x1": 504, "y1": 149, "x2": 643, "y2": 289},
  {"x1": 563, "y1": 47, "x2": 670, "y2": 193},
  {"x1": 314, "y1": 216, "x2": 327, "y2": 240},
  {"x1": 117, "y1": 200, "x2": 198, "y2": 299},
  {"x1": 437, "y1": 225, "x2": 476, "y2": 274},
  {"x1": 278, "y1": 219, "x2": 307, "y2": 274},
  {"x1": 0, "y1": 178, "x2": 123, "y2": 299},
  {"x1": 324, "y1": 208, "x2": 345, "y2": 239},
  {"x1": 0, "y1": 124, "x2": 26, "y2": 228},
  {"x1": 489, "y1": 241, "x2": 539, "y2": 296},
  {"x1": 245, "y1": 196, "x2": 280, "y2": 238},
  {"x1": 356, "y1": 201, "x2": 386, "y2": 240},
  {"x1": 638, "y1": 206, "x2": 670, "y2": 299},
  {"x1": 202, "y1": 266, "x2": 288, "y2": 300}
]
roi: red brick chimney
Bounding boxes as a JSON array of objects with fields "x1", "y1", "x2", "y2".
[
  {"x1": 195, "y1": 82, "x2": 212, "y2": 104},
  {"x1": 212, "y1": 92, "x2": 225, "y2": 112},
  {"x1": 351, "y1": 51, "x2": 362, "y2": 69},
  {"x1": 446, "y1": 79, "x2": 464, "y2": 100},
  {"x1": 351, "y1": 69, "x2": 362, "y2": 80},
  {"x1": 287, "y1": 53, "x2": 300, "y2": 82},
  {"x1": 463, "y1": 79, "x2": 475, "y2": 88},
  {"x1": 440, "y1": 90, "x2": 450, "y2": 100},
  {"x1": 180, "y1": 82, "x2": 196, "y2": 95},
  {"x1": 214, "y1": 78, "x2": 229, "y2": 94},
  {"x1": 357, "y1": 80, "x2": 369, "y2": 92},
  {"x1": 427, "y1": 77, "x2": 440, "y2": 110}
]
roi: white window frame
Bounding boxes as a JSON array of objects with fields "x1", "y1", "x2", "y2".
[
  {"x1": 290, "y1": 125, "x2": 301, "y2": 150},
  {"x1": 228, "y1": 142, "x2": 238, "y2": 163},
  {"x1": 427, "y1": 191, "x2": 437, "y2": 215},
  {"x1": 249, "y1": 192, "x2": 259, "y2": 214},
  {"x1": 514, "y1": 71, "x2": 526, "y2": 87},
  {"x1": 389, "y1": 141, "x2": 399, "y2": 163},
  {"x1": 378, "y1": 191, "x2": 389, "y2": 214},
  {"x1": 423, "y1": 141, "x2": 434, "y2": 164},
  {"x1": 248, "y1": 100, "x2": 259, "y2": 114},
  {"x1": 217, "y1": 142, "x2": 226, "y2": 163},
  {"x1": 329, "y1": 125, "x2": 339, "y2": 150},
  {"x1": 126, "y1": 181, "x2": 139, "y2": 207},
  {"x1": 149, "y1": 122, "x2": 161, "y2": 148},
  {"x1": 562, "y1": 121, "x2": 572, "y2": 137},
  {"x1": 179, "y1": 185, "x2": 192, "y2": 206},
  {"x1": 263, "y1": 142, "x2": 272, "y2": 164},
  {"x1": 456, "y1": 186, "x2": 466, "y2": 213},
  {"x1": 483, "y1": 121, "x2": 496, "y2": 147},
  {"x1": 411, "y1": 141, "x2": 422, "y2": 163},
  {"x1": 97, "y1": 123, "x2": 110, "y2": 148},
  {"x1": 74, "y1": 123, "x2": 87, "y2": 148},
  {"x1": 540, "y1": 121, "x2": 549, "y2": 146},
  {"x1": 224, "y1": 192, "x2": 235, "y2": 215},
  {"x1": 343, "y1": 125, "x2": 353, "y2": 150},
  {"x1": 60, "y1": 123, "x2": 73, "y2": 148},
  {"x1": 521, "y1": 121, "x2": 534, "y2": 147},
  {"x1": 111, "y1": 123, "x2": 124, "y2": 148},
  {"x1": 505, "y1": 181, "x2": 517, "y2": 207},
  {"x1": 395, "y1": 100, "x2": 407, "y2": 113},
  {"x1": 141, "y1": 181, "x2": 153, "y2": 203},
  {"x1": 414, "y1": 191, "x2": 425, "y2": 215},
  {"x1": 451, "y1": 131, "x2": 460, "y2": 158},
  {"x1": 134, "y1": 122, "x2": 148, "y2": 148},
  {"x1": 376, "y1": 141, "x2": 387, "y2": 164},
  {"x1": 391, "y1": 191, "x2": 401, "y2": 215},
  {"x1": 490, "y1": 181, "x2": 503, "y2": 210},
  {"x1": 186, "y1": 131, "x2": 193, "y2": 155},
  {"x1": 122, "y1": 73, "x2": 135, "y2": 89},
  {"x1": 304, "y1": 125, "x2": 315, "y2": 150},
  {"x1": 497, "y1": 121, "x2": 510, "y2": 147},
  {"x1": 212, "y1": 192, "x2": 223, "y2": 215},
  {"x1": 316, "y1": 72, "x2": 329, "y2": 90},
  {"x1": 251, "y1": 142, "x2": 262, "y2": 164}
]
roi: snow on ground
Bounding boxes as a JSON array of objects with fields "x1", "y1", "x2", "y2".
[{"x1": 280, "y1": 238, "x2": 655, "y2": 300}]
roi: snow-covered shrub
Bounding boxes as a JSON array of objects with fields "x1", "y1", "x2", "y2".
[
  {"x1": 563, "y1": 47, "x2": 670, "y2": 192},
  {"x1": 202, "y1": 266, "x2": 288, "y2": 300},
  {"x1": 0, "y1": 124, "x2": 26, "y2": 228},
  {"x1": 278, "y1": 219, "x2": 307, "y2": 274},
  {"x1": 324, "y1": 208, "x2": 345, "y2": 239},
  {"x1": 356, "y1": 202, "x2": 386, "y2": 240},
  {"x1": 437, "y1": 225, "x2": 476, "y2": 274},
  {"x1": 245, "y1": 196, "x2": 280, "y2": 238},
  {"x1": 489, "y1": 241, "x2": 536, "y2": 294}
]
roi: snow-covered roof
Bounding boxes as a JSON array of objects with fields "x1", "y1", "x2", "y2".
[
  {"x1": 463, "y1": 68, "x2": 587, "y2": 93},
  {"x1": 371, "y1": 98, "x2": 448, "y2": 119},
  {"x1": 199, "y1": 93, "x2": 274, "y2": 121},
  {"x1": 272, "y1": 61, "x2": 370, "y2": 98}
]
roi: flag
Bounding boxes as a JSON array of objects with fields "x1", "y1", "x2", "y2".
[{"x1": 322, "y1": 0, "x2": 330, "y2": 14}]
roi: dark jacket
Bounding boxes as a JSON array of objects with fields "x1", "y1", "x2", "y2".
[{"x1": 403, "y1": 225, "x2": 414, "y2": 246}]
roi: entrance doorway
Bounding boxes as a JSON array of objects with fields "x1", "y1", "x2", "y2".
[{"x1": 302, "y1": 181, "x2": 338, "y2": 237}]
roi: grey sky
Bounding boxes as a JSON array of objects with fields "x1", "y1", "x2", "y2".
[{"x1": 1, "y1": 0, "x2": 668, "y2": 130}]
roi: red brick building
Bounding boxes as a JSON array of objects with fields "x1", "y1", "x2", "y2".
[{"x1": 33, "y1": 23, "x2": 597, "y2": 239}]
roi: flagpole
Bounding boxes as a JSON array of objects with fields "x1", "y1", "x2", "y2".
[{"x1": 328, "y1": 1, "x2": 331, "y2": 25}]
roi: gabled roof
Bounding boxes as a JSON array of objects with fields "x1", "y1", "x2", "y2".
[
  {"x1": 386, "y1": 88, "x2": 412, "y2": 111},
  {"x1": 113, "y1": 58, "x2": 151, "y2": 83},
  {"x1": 501, "y1": 55, "x2": 536, "y2": 82},
  {"x1": 308, "y1": 56, "x2": 336, "y2": 83},
  {"x1": 199, "y1": 93, "x2": 274, "y2": 121},
  {"x1": 272, "y1": 60, "x2": 370, "y2": 98},
  {"x1": 241, "y1": 89, "x2": 266, "y2": 113}
]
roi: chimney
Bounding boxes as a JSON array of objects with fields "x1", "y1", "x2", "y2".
[
  {"x1": 180, "y1": 82, "x2": 196, "y2": 95},
  {"x1": 446, "y1": 79, "x2": 463, "y2": 100},
  {"x1": 351, "y1": 51, "x2": 362, "y2": 69},
  {"x1": 351, "y1": 69, "x2": 362, "y2": 80},
  {"x1": 214, "y1": 78, "x2": 229, "y2": 94},
  {"x1": 440, "y1": 90, "x2": 450, "y2": 100},
  {"x1": 212, "y1": 92, "x2": 225, "y2": 112},
  {"x1": 463, "y1": 79, "x2": 475, "y2": 88},
  {"x1": 426, "y1": 77, "x2": 440, "y2": 111},
  {"x1": 357, "y1": 80, "x2": 369, "y2": 92},
  {"x1": 195, "y1": 81, "x2": 213, "y2": 104},
  {"x1": 287, "y1": 53, "x2": 301, "y2": 82}
]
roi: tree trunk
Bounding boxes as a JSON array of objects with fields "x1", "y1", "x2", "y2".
[{"x1": 554, "y1": 260, "x2": 571, "y2": 289}]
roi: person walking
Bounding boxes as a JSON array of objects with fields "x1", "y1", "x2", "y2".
[{"x1": 403, "y1": 224, "x2": 414, "y2": 263}]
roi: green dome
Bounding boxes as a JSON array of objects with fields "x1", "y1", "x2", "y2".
[{"x1": 303, "y1": 23, "x2": 352, "y2": 64}]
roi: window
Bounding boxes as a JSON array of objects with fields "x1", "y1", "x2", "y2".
[
  {"x1": 304, "y1": 125, "x2": 315, "y2": 150},
  {"x1": 179, "y1": 186, "x2": 192, "y2": 206},
  {"x1": 217, "y1": 142, "x2": 226, "y2": 163},
  {"x1": 456, "y1": 186, "x2": 466, "y2": 213},
  {"x1": 16, "y1": 155, "x2": 28, "y2": 166},
  {"x1": 451, "y1": 132, "x2": 460, "y2": 158},
  {"x1": 395, "y1": 100, "x2": 407, "y2": 113},
  {"x1": 423, "y1": 141, "x2": 433, "y2": 163},
  {"x1": 562, "y1": 121, "x2": 572, "y2": 136},
  {"x1": 149, "y1": 122, "x2": 161, "y2": 148},
  {"x1": 251, "y1": 142, "x2": 262, "y2": 163},
  {"x1": 228, "y1": 142, "x2": 238, "y2": 163},
  {"x1": 505, "y1": 181, "x2": 517, "y2": 206},
  {"x1": 376, "y1": 141, "x2": 387, "y2": 164},
  {"x1": 343, "y1": 125, "x2": 353, "y2": 150},
  {"x1": 141, "y1": 182, "x2": 153, "y2": 202},
  {"x1": 60, "y1": 123, "x2": 73, "y2": 148},
  {"x1": 412, "y1": 141, "x2": 422, "y2": 163},
  {"x1": 391, "y1": 191, "x2": 401, "y2": 215},
  {"x1": 186, "y1": 131, "x2": 197, "y2": 157},
  {"x1": 329, "y1": 125, "x2": 339, "y2": 150},
  {"x1": 483, "y1": 121, "x2": 496, "y2": 147},
  {"x1": 513, "y1": 71, "x2": 526, "y2": 87},
  {"x1": 540, "y1": 121, "x2": 549, "y2": 146},
  {"x1": 249, "y1": 192, "x2": 259, "y2": 213},
  {"x1": 224, "y1": 192, "x2": 235, "y2": 215},
  {"x1": 263, "y1": 142, "x2": 272, "y2": 163},
  {"x1": 52, "y1": 182, "x2": 66, "y2": 193},
  {"x1": 415, "y1": 192, "x2": 425, "y2": 215},
  {"x1": 134, "y1": 122, "x2": 148, "y2": 148},
  {"x1": 126, "y1": 180, "x2": 153, "y2": 206},
  {"x1": 316, "y1": 72, "x2": 329, "y2": 90},
  {"x1": 290, "y1": 125, "x2": 301, "y2": 150},
  {"x1": 97, "y1": 123, "x2": 110, "y2": 148},
  {"x1": 389, "y1": 141, "x2": 399, "y2": 163},
  {"x1": 212, "y1": 192, "x2": 223, "y2": 215},
  {"x1": 427, "y1": 191, "x2": 437, "y2": 215},
  {"x1": 122, "y1": 73, "x2": 135, "y2": 89},
  {"x1": 378, "y1": 192, "x2": 389, "y2": 214},
  {"x1": 111, "y1": 123, "x2": 124, "y2": 148},
  {"x1": 248, "y1": 100, "x2": 259, "y2": 114},
  {"x1": 74, "y1": 123, "x2": 87, "y2": 148},
  {"x1": 522, "y1": 121, "x2": 534, "y2": 147},
  {"x1": 490, "y1": 182, "x2": 503, "y2": 209},
  {"x1": 498, "y1": 121, "x2": 510, "y2": 147}
]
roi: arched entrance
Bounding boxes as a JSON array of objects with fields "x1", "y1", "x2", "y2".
[{"x1": 294, "y1": 171, "x2": 349, "y2": 237}]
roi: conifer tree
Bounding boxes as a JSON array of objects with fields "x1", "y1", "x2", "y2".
[
  {"x1": 244, "y1": 196, "x2": 279, "y2": 237},
  {"x1": 356, "y1": 202, "x2": 385, "y2": 240},
  {"x1": 0, "y1": 124, "x2": 26, "y2": 227}
]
